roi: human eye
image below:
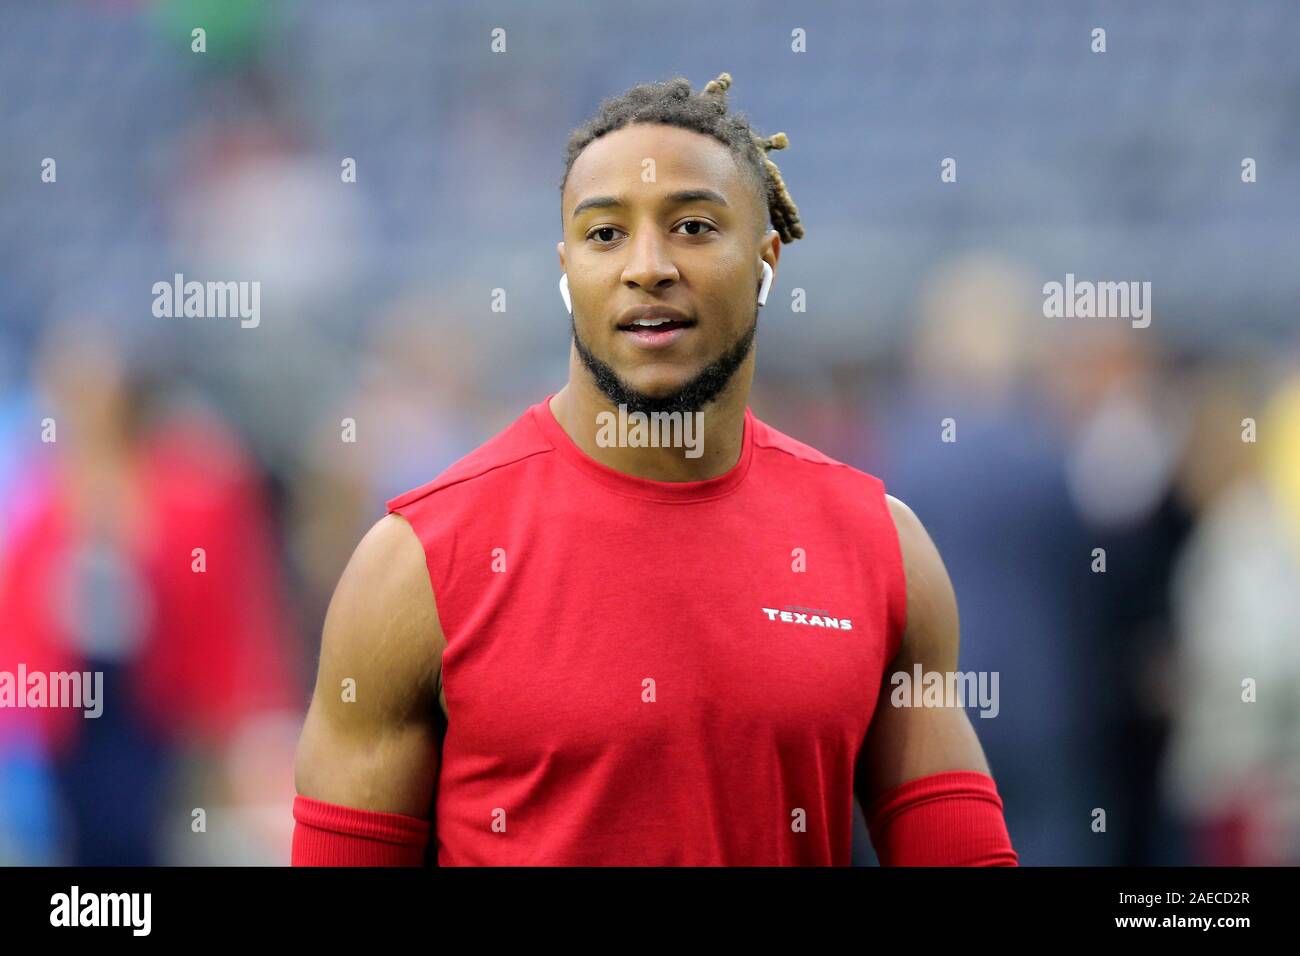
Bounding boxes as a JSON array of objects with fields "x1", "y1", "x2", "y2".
[
  {"x1": 673, "y1": 219, "x2": 718, "y2": 237},
  {"x1": 586, "y1": 225, "x2": 625, "y2": 244}
]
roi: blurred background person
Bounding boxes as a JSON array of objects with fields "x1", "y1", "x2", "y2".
[
  {"x1": 0, "y1": 319, "x2": 300, "y2": 864},
  {"x1": 1161, "y1": 367, "x2": 1300, "y2": 865},
  {"x1": 871, "y1": 254, "x2": 1097, "y2": 865}
]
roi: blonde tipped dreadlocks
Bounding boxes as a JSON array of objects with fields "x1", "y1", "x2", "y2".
[{"x1": 561, "y1": 72, "x2": 805, "y2": 244}]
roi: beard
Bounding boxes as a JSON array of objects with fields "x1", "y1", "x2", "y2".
[{"x1": 570, "y1": 310, "x2": 758, "y2": 416}]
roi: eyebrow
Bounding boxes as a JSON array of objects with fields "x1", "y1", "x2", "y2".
[{"x1": 570, "y1": 188, "x2": 730, "y2": 220}]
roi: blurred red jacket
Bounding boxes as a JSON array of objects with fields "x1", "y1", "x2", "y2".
[{"x1": 0, "y1": 411, "x2": 299, "y2": 755}]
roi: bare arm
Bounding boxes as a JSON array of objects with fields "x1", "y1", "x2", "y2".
[
  {"x1": 294, "y1": 512, "x2": 446, "y2": 817},
  {"x1": 855, "y1": 494, "x2": 992, "y2": 807}
]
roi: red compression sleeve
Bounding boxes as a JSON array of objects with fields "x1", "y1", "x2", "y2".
[
  {"x1": 865, "y1": 770, "x2": 1019, "y2": 866},
  {"x1": 292, "y1": 794, "x2": 431, "y2": 866}
]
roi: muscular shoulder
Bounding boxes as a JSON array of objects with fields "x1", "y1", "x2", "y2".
[
  {"x1": 316, "y1": 513, "x2": 445, "y2": 727},
  {"x1": 295, "y1": 513, "x2": 445, "y2": 812},
  {"x1": 884, "y1": 494, "x2": 959, "y2": 669}
]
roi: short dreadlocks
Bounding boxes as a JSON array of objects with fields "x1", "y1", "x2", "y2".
[{"x1": 560, "y1": 72, "x2": 804, "y2": 244}]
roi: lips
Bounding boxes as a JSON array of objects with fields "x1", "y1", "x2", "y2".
[
  {"x1": 617, "y1": 317, "x2": 694, "y2": 332},
  {"x1": 618, "y1": 319, "x2": 694, "y2": 348},
  {"x1": 614, "y1": 306, "x2": 697, "y2": 349},
  {"x1": 616, "y1": 308, "x2": 696, "y2": 331}
]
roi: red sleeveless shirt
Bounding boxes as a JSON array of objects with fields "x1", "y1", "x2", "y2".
[{"x1": 386, "y1": 395, "x2": 906, "y2": 865}]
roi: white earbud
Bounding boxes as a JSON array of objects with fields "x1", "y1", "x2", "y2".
[
  {"x1": 757, "y1": 260, "x2": 773, "y2": 307},
  {"x1": 560, "y1": 262, "x2": 771, "y2": 313},
  {"x1": 559, "y1": 272, "x2": 572, "y2": 314}
]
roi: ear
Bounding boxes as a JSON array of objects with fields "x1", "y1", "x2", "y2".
[
  {"x1": 757, "y1": 230, "x2": 780, "y2": 304},
  {"x1": 761, "y1": 228, "x2": 781, "y2": 274},
  {"x1": 556, "y1": 240, "x2": 567, "y2": 273}
]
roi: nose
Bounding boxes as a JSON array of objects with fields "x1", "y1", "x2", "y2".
[{"x1": 620, "y1": 228, "x2": 679, "y2": 293}]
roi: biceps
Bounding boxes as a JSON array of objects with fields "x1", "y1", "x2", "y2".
[
  {"x1": 855, "y1": 682, "x2": 990, "y2": 805},
  {"x1": 295, "y1": 696, "x2": 440, "y2": 816}
]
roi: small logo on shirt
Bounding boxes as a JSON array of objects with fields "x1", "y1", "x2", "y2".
[{"x1": 761, "y1": 606, "x2": 853, "y2": 630}]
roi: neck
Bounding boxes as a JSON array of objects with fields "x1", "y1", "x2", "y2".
[{"x1": 549, "y1": 346, "x2": 753, "y2": 482}]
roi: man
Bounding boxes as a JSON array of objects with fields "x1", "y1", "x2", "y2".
[{"x1": 292, "y1": 73, "x2": 1017, "y2": 866}]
